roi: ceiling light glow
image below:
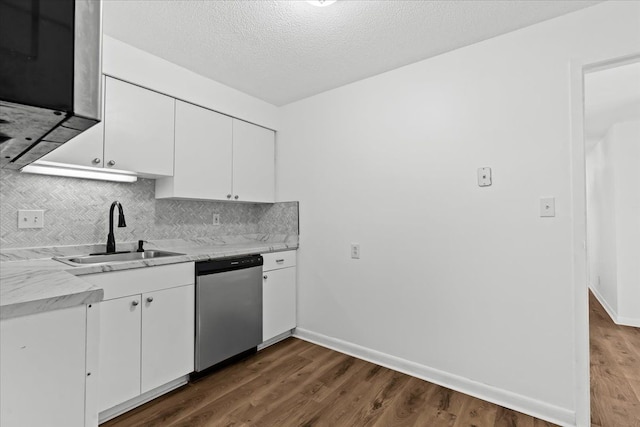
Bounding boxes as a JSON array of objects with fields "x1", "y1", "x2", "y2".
[{"x1": 306, "y1": 0, "x2": 337, "y2": 7}]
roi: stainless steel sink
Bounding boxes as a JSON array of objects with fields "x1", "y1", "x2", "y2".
[{"x1": 54, "y1": 250, "x2": 185, "y2": 267}]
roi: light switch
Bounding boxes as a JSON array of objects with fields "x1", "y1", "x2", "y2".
[
  {"x1": 477, "y1": 167, "x2": 492, "y2": 187},
  {"x1": 18, "y1": 210, "x2": 45, "y2": 229},
  {"x1": 212, "y1": 213, "x2": 220, "y2": 225},
  {"x1": 540, "y1": 198, "x2": 555, "y2": 217}
]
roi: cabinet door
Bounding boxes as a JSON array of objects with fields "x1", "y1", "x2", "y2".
[
  {"x1": 162, "y1": 100, "x2": 232, "y2": 199},
  {"x1": 232, "y1": 119, "x2": 275, "y2": 203},
  {"x1": 103, "y1": 77, "x2": 175, "y2": 177},
  {"x1": 40, "y1": 75, "x2": 106, "y2": 167},
  {"x1": 263, "y1": 267, "x2": 296, "y2": 342},
  {"x1": 141, "y1": 285, "x2": 195, "y2": 394},
  {"x1": 1, "y1": 306, "x2": 87, "y2": 427},
  {"x1": 39, "y1": 120, "x2": 105, "y2": 167},
  {"x1": 98, "y1": 295, "x2": 142, "y2": 412}
]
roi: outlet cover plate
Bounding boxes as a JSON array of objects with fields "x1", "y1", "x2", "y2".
[
  {"x1": 18, "y1": 210, "x2": 44, "y2": 229},
  {"x1": 540, "y1": 198, "x2": 556, "y2": 217},
  {"x1": 351, "y1": 243, "x2": 360, "y2": 259},
  {"x1": 477, "y1": 167, "x2": 492, "y2": 187}
]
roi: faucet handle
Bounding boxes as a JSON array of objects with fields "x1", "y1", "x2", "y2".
[{"x1": 137, "y1": 240, "x2": 145, "y2": 252}]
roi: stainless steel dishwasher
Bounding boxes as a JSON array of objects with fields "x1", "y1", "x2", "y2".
[{"x1": 195, "y1": 255, "x2": 263, "y2": 372}]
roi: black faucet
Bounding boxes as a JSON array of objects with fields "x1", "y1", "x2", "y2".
[{"x1": 106, "y1": 201, "x2": 126, "y2": 253}]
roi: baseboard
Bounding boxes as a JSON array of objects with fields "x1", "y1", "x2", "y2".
[
  {"x1": 98, "y1": 376, "x2": 188, "y2": 424},
  {"x1": 590, "y1": 284, "x2": 619, "y2": 322},
  {"x1": 616, "y1": 315, "x2": 640, "y2": 328},
  {"x1": 590, "y1": 285, "x2": 640, "y2": 328},
  {"x1": 258, "y1": 329, "x2": 293, "y2": 350},
  {"x1": 294, "y1": 328, "x2": 575, "y2": 427}
]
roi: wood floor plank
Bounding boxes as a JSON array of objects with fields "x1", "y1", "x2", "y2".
[
  {"x1": 224, "y1": 347, "x2": 339, "y2": 425},
  {"x1": 589, "y1": 291, "x2": 640, "y2": 427},
  {"x1": 368, "y1": 376, "x2": 438, "y2": 427},
  {"x1": 452, "y1": 395, "x2": 498, "y2": 427},
  {"x1": 168, "y1": 355, "x2": 311, "y2": 427},
  {"x1": 494, "y1": 407, "x2": 535, "y2": 427}
]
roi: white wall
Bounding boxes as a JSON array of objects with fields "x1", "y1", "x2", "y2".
[
  {"x1": 103, "y1": 36, "x2": 279, "y2": 130},
  {"x1": 586, "y1": 133, "x2": 618, "y2": 315},
  {"x1": 588, "y1": 120, "x2": 640, "y2": 326},
  {"x1": 615, "y1": 122, "x2": 640, "y2": 325},
  {"x1": 276, "y1": 2, "x2": 640, "y2": 426}
]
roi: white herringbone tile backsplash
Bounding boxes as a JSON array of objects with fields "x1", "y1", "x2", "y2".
[{"x1": 0, "y1": 169, "x2": 297, "y2": 249}]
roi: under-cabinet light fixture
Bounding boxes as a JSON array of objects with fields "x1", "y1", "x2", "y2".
[
  {"x1": 21, "y1": 161, "x2": 138, "y2": 183},
  {"x1": 306, "y1": 0, "x2": 337, "y2": 7}
]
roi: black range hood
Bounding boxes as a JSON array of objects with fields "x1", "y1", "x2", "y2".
[{"x1": 0, "y1": 0, "x2": 102, "y2": 170}]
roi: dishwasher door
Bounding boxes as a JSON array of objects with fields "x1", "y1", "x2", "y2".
[{"x1": 195, "y1": 265, "x2": 263, "y2": 372}]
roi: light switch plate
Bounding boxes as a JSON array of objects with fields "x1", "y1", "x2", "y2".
[
  {"x1": 18, "y1": 210, "x2": 45, "y2": 229},
  {"x1": 477, "y1": 167, "x2": 492, "y2": 187},
  {"x1": 212, "y1": 213, "x2": 220, "y2": 225},
  {"x1": 540, "y1": 198, "x2": 555, "y2": 217}
]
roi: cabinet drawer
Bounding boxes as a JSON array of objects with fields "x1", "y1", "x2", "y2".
[
  {"x1": 79, "y1": 262, "x2": 195, "y2": 300},
  {"x1": 262, "y1": 251, "x2": 296, "y2": 271}
]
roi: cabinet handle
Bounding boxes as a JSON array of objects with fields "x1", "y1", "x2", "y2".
[
  {"x1": 276, "y1": 259, "x2": 284, "y2": 263},
  {"x1": 131, "y1": 300, "x2": 139, "y2": 306},
  {"x1": 147, "y1": 297, "x2": 154, "y2": 303},
  {"x1": 92, "y1": 158, "x2": 101, "y2": 164},
  {"x1": 263, "y1": 275, "x2": 268, "y2": 280},
  {"x1": 107, "y1": 160, "x2": 116, "y2": 167},
  {"x1": 234, "y1": 195, "x2": 239, "y2": 200},
  {"x1": 227, "y1": 194, "x2": 232, "y2": 199}
]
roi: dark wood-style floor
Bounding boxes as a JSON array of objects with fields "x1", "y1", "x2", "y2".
[
  {"x1": 589, "y1": 292, "x2": 640, "y2": 427},
  {"x1": 104, "y1": 294, "x2": 639, "y2": 427},
  {"x1": 104, "y1": 342, "x2": 553, "y2": 426}
]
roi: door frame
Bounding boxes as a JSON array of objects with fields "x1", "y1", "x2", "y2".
[{"x1": 569, "y1": 51, "x2": 640, "y2": 427}]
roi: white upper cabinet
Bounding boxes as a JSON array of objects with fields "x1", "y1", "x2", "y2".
[
  {"x1": 41, "y1": 76, "x2": 106, "y2": 167},
  {"x1": 40, "y1": 117, "x2": 105, "y2": 167},
  {"x1": 232, "y1": 119, "x2": 275, "y2": 203},
  {"x1": 41, "y1": 77, "x2": 175, "y2": 177},
  {"x1": 103, "y1": 78, "x2": 175, "y2": 177},
  {"x1": 156, "y1": 104, "x2": 275, "y2": 203},
  {"x1": 156, "y1": 101, "x2": 232, "y2": 200}
]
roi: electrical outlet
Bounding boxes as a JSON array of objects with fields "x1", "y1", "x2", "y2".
[
  {"x1": 18, "y1": 210, "x2": 44, "y2": 229},
  {"x1": 351, "y1": 243, "x2": 360, "y2": 259},
  {"x1": 213, "y1": 213, "x2": 220, "y2": 226}
]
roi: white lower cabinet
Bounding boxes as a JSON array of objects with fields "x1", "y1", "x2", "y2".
[
  {"x1": 141, "y1": 286, "x2": 195, "y2": 393},
  {"x1": 98, "y1": 296, "x2": 142, "y2": 412},
  {"x1": 262, "y1": 251, "x2": 297, "y2": 342},
  {"x1": 98, "y1": 285, "x2": 194, "y2": 412},
  {"x1": 0, "y1": 305, "x2": 91, "y2": 427},
  {"x1": 82, "y1": 263, "x2": 195, "y2": 415}
]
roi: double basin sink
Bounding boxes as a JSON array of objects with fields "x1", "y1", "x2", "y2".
[{"x1": 55, "y1": 250, "x2": 185, "y2": 267}]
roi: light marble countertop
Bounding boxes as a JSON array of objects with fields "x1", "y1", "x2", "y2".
[{"x1": 0, "y1": 234, "x2": 298, "y2": 320}]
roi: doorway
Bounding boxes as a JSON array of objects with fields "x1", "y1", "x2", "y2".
[{"x1": 583, "y1": 58, "x2": 640, "y2": 426}]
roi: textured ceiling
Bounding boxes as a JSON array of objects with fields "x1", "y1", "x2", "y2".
[
  {"x1": 585, "y1": 61, "x2": 640, "y2": 147},
  {"x1": 103, "y1": 0, "x2": 601, "y2": 106}
]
